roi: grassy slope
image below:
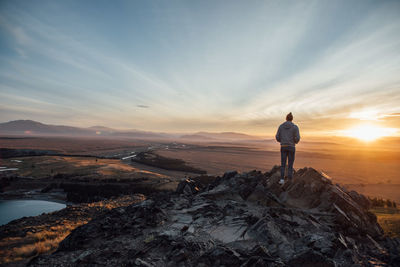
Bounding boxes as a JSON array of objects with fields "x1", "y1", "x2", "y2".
[{"x1": 370, "y1": 207, "x2": 400, "y2": 238}]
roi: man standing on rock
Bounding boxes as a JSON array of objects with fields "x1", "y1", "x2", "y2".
[{"x1": 275, "y1": 112, "x2": 300, "y2": 185}]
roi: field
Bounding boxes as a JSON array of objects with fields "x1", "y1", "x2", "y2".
[
  {"x1": 156, "y1": 143, "x2": 400, "y2": 183},
  {"x1": 1, "y1": 156, "x2": 164, "y2": 180},
  {"x1": 370, "y1": 207, "x2": 400, "y2": 238},
  {"x1": 0, "y1": 136, "x2": 148, "y2": 155},
  {"x1": 156, "y1": 144, "x2": 400, "y2": 203},
  {"x1": 1, "y1": 135, "x2": 400, "y2": 203}
]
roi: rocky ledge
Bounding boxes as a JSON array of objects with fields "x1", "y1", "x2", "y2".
[{"x1": 29, "y1": 167, "x2": 400, "y2": 266}]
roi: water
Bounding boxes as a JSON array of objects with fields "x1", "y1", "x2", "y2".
[{"x1": 0, "y1": 200, "x2": 66, "y2": 226}]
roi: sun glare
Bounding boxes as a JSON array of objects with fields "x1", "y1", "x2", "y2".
[{"x1": 341, "y1": 125, "x2": 397, "y2": 141}]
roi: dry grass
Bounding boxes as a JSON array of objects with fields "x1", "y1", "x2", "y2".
[
  {"x1": 371, "y1": 207, "x2": 400, "y2": 238},
  {"x1": 0, "y1": 221, "x2": 87, "y2": 264},
  {"x1": 86, "y1": 194, "x2": 145, "y2": 210},
  {"x1": 9, "y1": 234, "x2": 68, "y2": 261}
]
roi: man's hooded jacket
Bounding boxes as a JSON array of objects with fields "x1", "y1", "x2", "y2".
[{"x1": 275, "y1": 121, "x2": 300, "y2": 147}]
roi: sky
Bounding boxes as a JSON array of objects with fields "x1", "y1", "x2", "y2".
[{"x1": 0, "y1": 0, "x2": 400, "y2": 136}]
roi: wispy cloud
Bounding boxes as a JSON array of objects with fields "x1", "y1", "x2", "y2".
[
  {"x1": 0, "y1": 1, "x2": 399, "y2": 134},
  {"x1": 137, "y1": 105, "x2": 149, "y2": 109},
  {"x1": 387, "y1": 113, "x2": 400, "y2": 117}
]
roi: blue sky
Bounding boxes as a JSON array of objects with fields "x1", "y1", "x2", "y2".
[{"x1": 0, "y1": 0, "x2": 399, "y2": 135}]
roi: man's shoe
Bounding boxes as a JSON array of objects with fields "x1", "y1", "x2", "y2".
[{"x1": 279, "y1": 179, "x2": 285, "y2": 185}]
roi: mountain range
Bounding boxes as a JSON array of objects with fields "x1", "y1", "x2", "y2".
[{"x1": 0, "y1": 120, "x2": 263, "y2": 141}]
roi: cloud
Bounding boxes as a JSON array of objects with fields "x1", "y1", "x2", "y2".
[
  {"x1": 0, "y1": 1, "x2": 399, "y2": 135},
  {"x1": 0, "y1": 16, "x2": 31, "y2": 45},
  {"x1": 387, "y1": 113, "x2": 400, "y2": 117},
  {"x1": 137, "y1": 105, "x2": 150, "y2": 108},
  {"x1": 348, "y1": 109, "x2": 400, "y2": 121}
]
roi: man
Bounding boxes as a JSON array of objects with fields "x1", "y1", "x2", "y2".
[{"x1": 275, "y1": 112, "x2": 300, "y2": 185}]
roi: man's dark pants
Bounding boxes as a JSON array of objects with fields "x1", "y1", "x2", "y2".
[{"x1": 280, "y1": 146, "x2": 295, "y2": 180}]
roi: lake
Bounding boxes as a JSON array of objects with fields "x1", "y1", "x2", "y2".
[{"x1": 0, "y1": 199, "x2": 66, "y2": 226}]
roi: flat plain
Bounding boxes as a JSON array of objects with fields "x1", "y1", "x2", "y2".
[{"x1": 1, "y1": 135, "x2": 399, "y2": 202}]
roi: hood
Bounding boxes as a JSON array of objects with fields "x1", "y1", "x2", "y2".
[{"x1": 282, "y1": 121, "x2": 293, "y2": 129}]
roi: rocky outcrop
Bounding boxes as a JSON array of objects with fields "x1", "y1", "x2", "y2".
[{"x1": 29, "y1": 167, "x2": 400, "y2": 266}]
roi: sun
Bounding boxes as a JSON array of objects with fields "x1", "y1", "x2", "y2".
[{"x1": 341, "y1": 125, "x2": 397, "y2": 141}]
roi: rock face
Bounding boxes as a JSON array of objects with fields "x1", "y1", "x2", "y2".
[{"x1": 30, "y1": 167, "x2": 400, "y2": 266}]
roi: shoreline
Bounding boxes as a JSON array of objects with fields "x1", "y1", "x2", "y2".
[{"x1": 0, "y1": 189, "x2": 68, "y2": 205}]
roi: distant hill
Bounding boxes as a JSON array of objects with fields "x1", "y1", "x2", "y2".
[
  {"x1": 0, "y1": 120, "x2": 169, "y2": 139},
  {"x1": 0, "y1": 120, "x2": 179, "y2": 141},
  {"x1": 88, "y1": 126, "x2": 116, "y2": 134},
  {"x1": 179, "y1": 134, "x2": 217, "y2": 141},
  {"x1": 0, "y1": 120, "x2": 93, "y2": 136},
  {"x1": 180, "y1": 131, "x2": 262, "y2": 141},
  {"x1": 0, "y1": 120, "x2": 264, "y2": 141},
  {"x1": 112, "y1": 130, "x2": 174, "y2": 140}
]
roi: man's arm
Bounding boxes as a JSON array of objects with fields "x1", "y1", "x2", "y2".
[
  {"x1": 294, "y1": 125, "x2": 300, "y2": 144},
  {"x1": 275, "y1": 126, "x2": 281, "y2": 142}
]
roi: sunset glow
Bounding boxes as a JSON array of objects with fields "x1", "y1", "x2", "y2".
[{"x1": 340, "y1": 125, "x2": 398, "y2": 142}]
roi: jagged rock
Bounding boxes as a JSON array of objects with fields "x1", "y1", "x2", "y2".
[
  {"x1": 348, "y1": 190, "x2": 371, "y2": 209},
  {"x1": 176, "y1": 179, "x2": 201, "y2": 195},
  {"x1": 276, "y1": 167, "x2": 384, "y2": 238},
  {"x1": 287, "y1": 250, "x2": 335, "y2": 267},
  {"x1": 222, "y1": 170, "x2": 238, "y2": 180},
  {"x1": 247, "y1": 183, "x2": 283, "y2": 207},
  {"x1": 29, "y1": 167, "x2": 399, "y2": 266}
]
